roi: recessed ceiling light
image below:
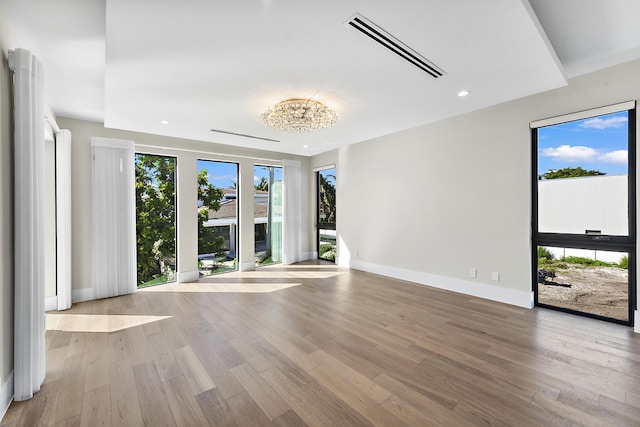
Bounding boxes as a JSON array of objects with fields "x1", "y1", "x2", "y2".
[
  {"x1": 303, "y1": 145, "x2": 309, "y2": 148},
  {"x1": 160, "y1": 120, "x2": 169, "y2": 125},
  {"x1": 458, "y1": 90, "x2": 470, "y2": 97}
]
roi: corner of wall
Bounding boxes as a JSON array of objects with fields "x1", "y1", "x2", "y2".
[{"x1": 635, "y1": 310, "x2": 639, "y2": 334}]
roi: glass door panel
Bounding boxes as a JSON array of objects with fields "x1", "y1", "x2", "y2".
[
  {"x1": 197, "y1": 160, "x2": 239, "y2": 276},
  {"x1": 135, "y1": 153, "x2": 177, "y2": 287},
  {"x1": 317, "y1": 168, "x2": 336, "y2": 262},
  {"x1": 537, "y1": 246, "x2": 630, "y2": 322},
  {"x1": 254, "y1": 165, "x2": 283, "y2": 267}
]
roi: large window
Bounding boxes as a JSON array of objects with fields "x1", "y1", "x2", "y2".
[
  {"x1": 135, "y1": 154, "x2": 177, "y2": 287},
  {"x1": 532, "y1": 103, "x2": 636, "y2": 324},
  {"x1": 254, "y1": 165, "x2": 283, "y2": 267},
  {"x1": 197, "y1": 160, "x2": 239, "y2": 276},
  {"x1": 317, "y1": 167, "x2": 337, "y2": 262}
]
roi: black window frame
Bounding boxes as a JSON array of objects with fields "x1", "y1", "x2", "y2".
[{"x1": 531, "y1": 107, "x2": 637, "y2": 326}]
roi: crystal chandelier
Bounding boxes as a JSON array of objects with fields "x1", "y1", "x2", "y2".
[{"x1": 260, "y1": 99, "x2": 338, "y2": 132}]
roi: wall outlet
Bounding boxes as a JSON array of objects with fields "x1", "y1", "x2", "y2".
[
  {"x1": 469, "y1": 267, "x2": 477, "y2": 278},
  {"x1": 492, "y1": 272, "x2": 500, "y2": 281}
]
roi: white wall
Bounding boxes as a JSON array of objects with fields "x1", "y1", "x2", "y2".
[
  {"x1": 56, "y1": 118, "x2": 312, "y2": 297},
  {"x1": 321, "y1": 59, "x2": 640, "y2": 311}
]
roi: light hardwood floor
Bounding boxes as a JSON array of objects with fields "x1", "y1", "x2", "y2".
[{"x1": 3, "y1": 261, "x2": 640, "y2": 426}]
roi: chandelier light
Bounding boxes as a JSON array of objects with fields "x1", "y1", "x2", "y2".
[{"x1": 261, "y1": 98, "x2": 338, "y2": 132}]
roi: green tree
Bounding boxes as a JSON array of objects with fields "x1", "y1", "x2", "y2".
[
  {"x1": 197, "y1": 170, "x2": 226, "y2": 256},
  {"x1": 135, "y1": 155, "x2": 177, "y2": 285},
  {"x1": 319, "y1": 173, "x2": 336, "y2": 223},
  {"x1": 542, "y1": 167, "x2": 606, "y2": 180},
  {"x1": 255, "y1": 177, "x2": 269, "y2": 191}
]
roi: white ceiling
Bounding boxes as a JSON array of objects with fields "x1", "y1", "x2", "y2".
[{"x1": 2, "y1": 0, "x2": 640, "y2": 156}]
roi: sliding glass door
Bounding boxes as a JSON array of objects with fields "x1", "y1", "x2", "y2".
[
  {"x1": 197, "y1": 160, "x2": 239, "y2": 276},
  {"x1": 532, "y1": 105, "x2": 636, "y2": 324},
  {"x1": 135, "y1": 153, "x2": 177, "y2": 287}
]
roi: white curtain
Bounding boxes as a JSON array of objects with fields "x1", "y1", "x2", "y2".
[
  {"x1": 92, "y1": 137, "x2": 136, "y2": 299},
  {"x1": 56, "y1": 130, "x2": 72, "y2": 310},
  {"x1": 9, "y1": 48, "x2": 46, "y2": 401},
  {"x1": 282, "y1": 159, "x2": 302, "y2": 264}
]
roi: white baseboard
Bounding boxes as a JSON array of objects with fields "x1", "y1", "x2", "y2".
[
  {"x1": 45, "y1": 296, "x2": 58, "y2": 312},
  {"x1": 239, "y1": 261, "x2": 255, "y2": 272},
  {"x1": 177, "y1": 270, "x2": 199, "y2": 283},
  {"x1": 0, "y1": 371, "x2": 13, "y2": 423},
  {"x1": 349, "y1": 259, "x2": 534, "y2": 309},
  {"x1": 337, "y1": 256, "x2": 349, "y2": 268},
  {"x1": 635, "y1": 311, "x2": 639, "y2": 333},
  {"x1": 72, "y1": 287, "x2": 96, "y2": 303},
  {"x1": 302, "y1": 251, "x2": 315, "y2": 261}
]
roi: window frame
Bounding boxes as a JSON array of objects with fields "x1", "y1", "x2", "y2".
[{"x1": 531, "y1": 104, "x2": 637, "y2": 326}]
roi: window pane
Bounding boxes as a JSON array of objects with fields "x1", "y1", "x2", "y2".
[
  {"x1": 537, "y1": 111, "x2": 629, "y2": 236},
  {"x1": 254, "y1": 165, "x2": 283, "y2": 267},
  {"x1": 197, "y1": 160, "x2": 238, "y2": 276},
  {"x1": 135, "y1": 154, "x2": 177, "y2": 287},
  {"x1": 537, "y1": 246, "x2": 629, "y2": 322},
  {"x1": 319, "y1": 169, "x2": 336, "y2": 225},
  {"x1": 318, "y1": 168, "x2": 336, "y2": 262}
]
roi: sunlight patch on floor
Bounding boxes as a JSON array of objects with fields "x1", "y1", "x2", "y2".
[
  {"x1": 215, "y1": 270, "x2": 344, "y2": 279},
  {"x1": 140, "y1": 282, "x2": 302, "y2": 293},
  {"x1": 46, "y1": 314, "x2": 172, "y2": 333}
]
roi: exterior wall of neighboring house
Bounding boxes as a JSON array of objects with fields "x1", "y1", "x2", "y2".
[
  {"x1": 538, "y1": 174, "x2": 628, "y2": 263},
  {"x1": 202, "y1": 189, "x2": 276, "y2": 257},
  {"x1": 538, "y1": 175, "x2": 628, "y2": 236}
]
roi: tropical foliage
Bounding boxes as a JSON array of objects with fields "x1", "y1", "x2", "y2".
[
  {"x1": 197, "y1": 169, "x2": 226, "y2": 256},
  {"x1": 319, "y1": 173, "x2": 336, "y2": 223},
  {"x1": 135, "y1": 154, "x2": 177, "y2": 286},
  {"x1": 541, "y1": 167, "x2": 606, "y2": 180}
]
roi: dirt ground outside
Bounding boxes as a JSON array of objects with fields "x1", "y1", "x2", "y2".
[{"x1": 538, "y1": 265, "x2": 629, "y2": 321}]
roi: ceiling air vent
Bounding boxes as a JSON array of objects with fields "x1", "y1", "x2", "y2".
[
  {"x1": 346, "y1": 13, "x2": 445, "y2": 79},
  {"x1": 210, "y1": 128, "x2": 280, "y2": 143}
]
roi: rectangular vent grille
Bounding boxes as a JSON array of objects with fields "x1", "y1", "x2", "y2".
[
  {"x1": 210, "y1": 128, "x2": 280, "y2": 143},
  {"x1": 347, "y1": 13, "x2": 445, "y2": 79}
]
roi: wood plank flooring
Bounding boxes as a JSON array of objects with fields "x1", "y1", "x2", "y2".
[{"x1": 3, "y1": 260, "x2": 640, "y2": 426}]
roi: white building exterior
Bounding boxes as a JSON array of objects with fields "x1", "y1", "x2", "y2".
[{"x1": 538, "y1": 175, "x2": 628, "y2": 263}]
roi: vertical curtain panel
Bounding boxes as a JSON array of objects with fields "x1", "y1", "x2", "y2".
[
  {"x1": 282, "y1": 159, "x2": 302, "y2": 264},
  {"x1": 91, "y1": 137, "x2": 137, "y2": 299},
  {"x1": 9, "y1": 48, "x2": 46, "y2": 401},
  {"x1": 55, "y1": 129, "x2": 72, "y2": 310}
]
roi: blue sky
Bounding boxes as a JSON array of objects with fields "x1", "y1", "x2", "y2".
[
  {"x1": 197, "y1": 160, "x2": 282, "y2": 188},
  {"x1": 537, "y1": 111, "x2": 629, "y2": 176},
  {"x1": 320, "y1": 168, "x2": 336, "y2": 186}
]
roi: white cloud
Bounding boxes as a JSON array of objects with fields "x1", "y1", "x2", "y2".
[
  {"x1": 599, "y1": 150, "x2": 628, "y2": 164},
  {"x1": 541, "y1": 145, "x2": 598, "y2": 162},
  {"x1": 580, "y1": 116, "x2": 628, "y2": 130},
  {"x1": 210, "y1": 174, "x2": 236, "y2": 181},
  {"x1": 541, "y1": 145, "x2": 628, "y2": 165},
  {"x1": 254, "y1": 175, "x2": 260, "y2": 182}
]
